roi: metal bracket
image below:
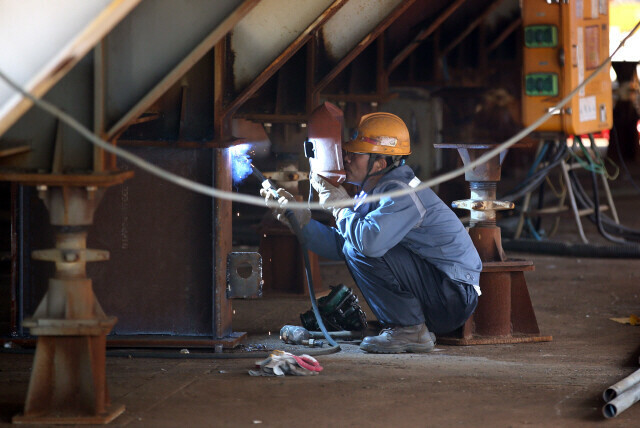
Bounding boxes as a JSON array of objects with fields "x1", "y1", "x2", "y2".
[{"x1": 226, "y1": 252, "x2": 263, "y2": 299}]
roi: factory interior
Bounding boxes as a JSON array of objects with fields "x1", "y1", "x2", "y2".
[{"x1": 0, "y1": 0, "x2": 640, "y2": 426}]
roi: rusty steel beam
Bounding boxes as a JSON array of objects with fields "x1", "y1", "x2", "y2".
[
  {"x1": 487, "y1": 16, "x2": 522, "y2": 53},
  {"x1": 213, "y1": 37, "x2": 233, "y2": 338},
  {"x1": 386, "y1": 0, "x2": 466, "y2": 75},
  {"x1": 0, "y1": 171, "x2": 134, "y2": 187},
  {"x1": 313, "y1": 0, "x2": 417, "y2": 96},
  {"x1": 225, "y1": 0, "x2": 348, "y2": 117},
  {"x1": 106, "y1": 0, "x2": 260, "y2": 140},
  {"x1": 442, "y1": 0, "x2": 506, "y2": 56}
]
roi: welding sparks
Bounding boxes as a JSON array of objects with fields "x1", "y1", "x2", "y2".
[{"x1": 230, "y1": 143, "x2": 254, "y2": 185}]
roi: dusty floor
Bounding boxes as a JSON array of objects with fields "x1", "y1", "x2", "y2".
[{"x1": 1, "y1": 178, "x2": 640, "y2": 427}]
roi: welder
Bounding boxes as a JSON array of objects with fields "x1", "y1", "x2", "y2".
[{"x1": 262, "y1": 112, "x2": 482, "y2": 353}]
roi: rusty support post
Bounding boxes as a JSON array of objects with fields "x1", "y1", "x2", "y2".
[
  {"x1": 214, "y1": 37, "x2": 234, "y2": 339},
  {"x1": 13, "y1": 184, "x2": 125, "y2": 424},
  {"x1": 435, "y1": 143, "x2": 552, "y2": 345}
]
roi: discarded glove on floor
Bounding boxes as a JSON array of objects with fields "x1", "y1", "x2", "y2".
[{"x1": 248, "y1": 350, "x2": 323, "y2": 377}]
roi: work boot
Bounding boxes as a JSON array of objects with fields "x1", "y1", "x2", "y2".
[{"x1": 360, "y1": 324, "x2": 435, "y2": 354}]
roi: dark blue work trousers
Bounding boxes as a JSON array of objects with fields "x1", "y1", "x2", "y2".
[{"x1": 343, "y1": 241, "x2": 478, "y2": 335}]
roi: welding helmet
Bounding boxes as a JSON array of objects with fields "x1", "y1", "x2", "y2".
[{"x1": 343, "y1": 112, "x2": 411, "y2": 156}]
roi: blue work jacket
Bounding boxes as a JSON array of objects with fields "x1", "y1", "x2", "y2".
[{"x1": 302, "y1": 165, "x2": 482, "y2": 287}]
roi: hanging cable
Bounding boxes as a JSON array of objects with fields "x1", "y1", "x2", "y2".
[
  {"x1": 568, "y1": 134, "x2": 619, "y2": 180},
  {"x1": 589, "y1": 166, "x2": 627, "y2": 244},
  {"x1": 568, "y1": 165, "x2": 640, "y2": 241},
  {"x1": 500, "y1": 140, "x2": 568, "y2": 201}
]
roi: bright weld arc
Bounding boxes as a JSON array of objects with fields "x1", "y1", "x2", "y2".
[
  {"x1": 0, "y1": 19, "x2": 637, "y2": 211},
  {"x1": 230, "y1": 143, "x2": 254, "y2": 185}
]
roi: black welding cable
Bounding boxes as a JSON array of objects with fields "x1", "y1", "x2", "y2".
[
  {"x1": 286, "y1": 212, "x2": 339, "y2": 348},
  {"x1": 572, "y1": 170, "x2": 640, "y2": 242},
  {"x1": 502, "y1": 238, "x2": 640, "y2": 258},
  {"x1": 566, "y1": 141, "x2": 629, "y2": 245},
  {"x1": 568, "y1": 167, "x2": 640, "y2": 241},
  {"x1": 590, "y1": 168, "x2": 627, "y2": 244},
  {"x1": 251, "y1": 164, "x2": 340, "y2": 349},
  {"x1": 500, "y1": 141, "x2": 568, "y2": 201},
  {"x1": 0, "y1": 345, "x2": 341, "y2": 360}
]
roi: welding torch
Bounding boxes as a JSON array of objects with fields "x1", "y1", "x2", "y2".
[{"x1": 251, "y1": 163, "x2": 280, "y2": 199}]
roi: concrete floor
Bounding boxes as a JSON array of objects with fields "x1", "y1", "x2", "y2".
[{"x1": 1, "y1": 178, "x2": 640, "y2": 426}]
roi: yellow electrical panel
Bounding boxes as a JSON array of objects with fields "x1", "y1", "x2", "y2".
[{"x1": 522, "y1": 0, "x2": 613, "y2": 135}]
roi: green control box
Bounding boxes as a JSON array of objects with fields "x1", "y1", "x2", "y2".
[
  {"x1": 525, "y1": 73, "x2": 558, "y2": 96},
  {"x1": 524, "y1": 25, "x2": 558, "y2": 48}
]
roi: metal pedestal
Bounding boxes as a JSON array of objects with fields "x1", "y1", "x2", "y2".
[
  {"x1": 435, "y1": 144, "x2": 552, "y2": 345},
  {"x1": 8, "y1": 173, "x2": 131, "y2": 424}
]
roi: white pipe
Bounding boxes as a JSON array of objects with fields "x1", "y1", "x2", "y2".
[
  {"x1": 603, "y1": 381, "x2": 640, "y2": 418},
  {"x1": 603, "y1": 368, "x2": 640, "y2": 401}
]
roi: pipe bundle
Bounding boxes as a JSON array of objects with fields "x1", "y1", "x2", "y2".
[{"x1": 602, "y1": 368, "x2": 640, "y2": 418}]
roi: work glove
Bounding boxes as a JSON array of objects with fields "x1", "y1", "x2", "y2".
[
  {"x1": 310, "y1": 172, "x2": 351, "y2": 219},
  {"x1": 260, "y1": 187, "x2": 311, "y2": 230}
]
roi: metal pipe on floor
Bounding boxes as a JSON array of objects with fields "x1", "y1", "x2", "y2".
[
  {"x1": 603, "y1": 381, "x2": 640, "y2": 418},
  {"x1": 603, "y1": 368, "x2": 640, "y2": 402}
]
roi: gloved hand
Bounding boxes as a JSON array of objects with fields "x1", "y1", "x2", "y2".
[
  {"x1": 260, "y1": 187, "x2": 311, "y2": 229},
  {"x1": 310, "y1": 172, "x2": 351, "y2": 219}
]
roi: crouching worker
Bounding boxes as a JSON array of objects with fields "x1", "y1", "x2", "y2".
[{"x1": 261, "y1": 112, "x2": 482, "y2": 353}]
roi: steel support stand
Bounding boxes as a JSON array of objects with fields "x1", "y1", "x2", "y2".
[
  {"x1": 435, "y1": 144, "x2": 552, "y2": 345},
  {"x1": 10, "y1": 176, "x2": 130, "y2": 425}
]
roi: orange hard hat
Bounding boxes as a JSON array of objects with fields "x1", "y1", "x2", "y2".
[{"x1": 343, "y1": 112, "x2": 411, "y2": 156}]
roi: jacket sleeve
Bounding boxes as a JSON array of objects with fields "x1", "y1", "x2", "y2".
[
  {"x1": 334, "y1": 181, "x2": 423, "y2": 258},
  {"x1": 300, "y1": 219, "x2": 345, "y2": 261}
]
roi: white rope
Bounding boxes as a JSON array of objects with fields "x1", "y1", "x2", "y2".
[{"x1": 0, "y1": 20, "x2": 638, "y2": 210}]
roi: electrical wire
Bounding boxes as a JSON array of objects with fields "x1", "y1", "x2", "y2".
[
  {"x1": 590, "y1": 168, "x2": 627, "y2": 244},
  {"x1": 1, "y1": 344, "x2": 342, "y2": 360},
  {"x1": 568, "y1": 166, "x2": 640, "y2": 241},
  {"x1": 501, "y1": 140, "x2": 567, "y2": 201},
  {"x1": 0, "y1": 20, "x2": 638, "y2": 210}
]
